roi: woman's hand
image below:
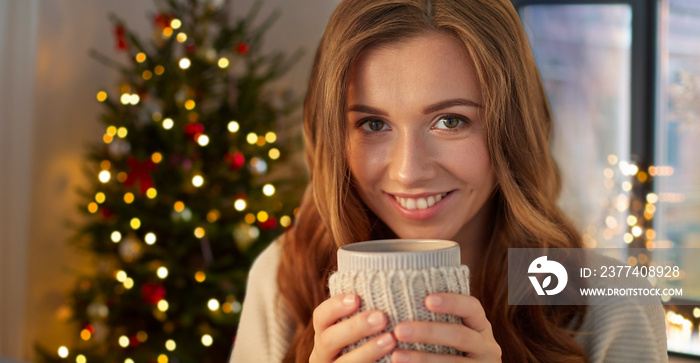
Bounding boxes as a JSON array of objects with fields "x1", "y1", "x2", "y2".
[
  {"x1": 309, "y1": 293, "x2": 397, "y2": 363},
  {"x1": 391, "y1": 293, "x2": 501, "y2": 362}
]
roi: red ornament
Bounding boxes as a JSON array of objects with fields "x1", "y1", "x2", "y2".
[
  {"x1": 99, "y1": 207, "x2": 114, "y2": 219},
  {"x1": 85, "y1": 324, "x2": 95, "y2": 334},
  {"x1": 124, "y1": 157, "x2": 156, "y2": 195},
  {"x1": 224, "y1": 151, "x2": 245, "y2": 170},
  {"x1": 154, "y1": 13, "x2": 173, "y2": 29},
  {"x1": 140, "y1": 282, "x2": 166, "y2": 305},
  {"x1": 114, "y1": 25, "x2": 128, "y2": 51},
  {"x1": 186, "y1": 43, "x2": 197, "y2": 54},
  {"x1": 258, "y1": 216, "x2": 277, "y2": 230},
  {"x1": 184, "y1": 122, "x2": 204, "y2": 142},
  {"x1": 235, "y1": 42, "x2": 250, "y2": 55},
  {"x1": 130, "y1": 335, "x2": 140, "y2": 347}
]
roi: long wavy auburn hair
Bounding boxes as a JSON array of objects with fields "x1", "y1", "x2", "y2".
[{"x1": 277, "y1": 0, "x2": 588, "y2": 361}]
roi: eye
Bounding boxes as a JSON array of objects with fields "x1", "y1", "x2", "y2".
[
  {"x1": 435, "y1": 115, "x2": 466, "y2": 129},
  {"x1": 360, "y1": 119, "x2": 389, "y2": 132}
]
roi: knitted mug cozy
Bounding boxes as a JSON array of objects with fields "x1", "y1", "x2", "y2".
[{"x1": 328, "y1": 239, "x2": 470, "y2": 361}]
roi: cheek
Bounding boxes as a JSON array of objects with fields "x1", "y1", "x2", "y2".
[
  {"x1": 347, "y1": 139, "x2": 388, "y2": 187},
  {"x1": 441, "y1": 139, "x2": 494, "y2": 185}
]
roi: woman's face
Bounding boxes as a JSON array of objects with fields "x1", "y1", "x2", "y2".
[{"x1": 346, "y1": 32, "x2": 496, "y2": 245}]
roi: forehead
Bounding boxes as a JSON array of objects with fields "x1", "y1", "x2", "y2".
[{"x1": 348, "y1": 32, "x2": 481, "y2": 105}]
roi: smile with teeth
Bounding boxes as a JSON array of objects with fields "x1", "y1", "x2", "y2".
[{"x1": 393, "y1": 192, "x2": 449, "y2": 210}]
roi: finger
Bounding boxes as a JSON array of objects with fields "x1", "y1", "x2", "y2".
[
  {"x1": 336, "y1": 332, "x2": 396, "y2": 363},
  {"x1": 425, "y1": 294, "x2": 491, "y2": 334},
  {"x1": 391, "y1": 349, "x2": 475, "y2": 363},
  {"x1": 393, "y1": 321, "x2": 484, "y2": 355},
  {"x1": 312, "y1": 294, "x2": 359, "y2": 333},
  {"x1": 320, "y1": 310, "x2": 388, "y2": 355}
]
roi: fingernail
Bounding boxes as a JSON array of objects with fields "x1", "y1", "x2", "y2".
[
  {"x1": 367, "y1": 311, "x2": 384, "y2": 326},
  {"x1": 395, "y1": 324, "x2": 412, "y2": 338},
  {"x1": 393, "y1": 350, "x2": 410, "y2": 363},
  {"x1": 377, "y1": 333, "x2": 393, "y2": 347},
  {"x1": 426, "y1": 295, "x2": 442, "y2": 307},
  {"x1": 343, "y1": 294, "x2": 356, "y2": 306}
]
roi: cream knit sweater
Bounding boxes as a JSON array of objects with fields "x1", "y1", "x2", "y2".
[{"x1": 229, "y1": 240, "x2": 669, "y2": 363}]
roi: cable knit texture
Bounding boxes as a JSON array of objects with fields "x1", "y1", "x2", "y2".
[
  {"x1": 328, "y1": 266, "x2": 470, "y2": 361},
  {"x1": 229, "y1": 241, "x2": 669, "y2": 363}
]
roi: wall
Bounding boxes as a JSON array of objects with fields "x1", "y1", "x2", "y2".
[{"x1": 0, "y1": 0, "x2": 337, "y2": 360}]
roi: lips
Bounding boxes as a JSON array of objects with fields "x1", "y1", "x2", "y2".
[{"x1": 392, "y1": 192, "x2": 448, "y2": 210}]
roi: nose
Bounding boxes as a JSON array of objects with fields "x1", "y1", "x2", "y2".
[{"x1": 388, "y1": 132, "x2": 437, "y2": 187}]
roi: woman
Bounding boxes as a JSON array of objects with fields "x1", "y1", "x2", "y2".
[{"x1": 230, "y1": 0, "x2": 667, "y2": 362}]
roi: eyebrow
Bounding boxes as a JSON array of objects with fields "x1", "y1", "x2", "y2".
[{"x1": 348, "y1": 98, "x2": 482, "y2": 116}]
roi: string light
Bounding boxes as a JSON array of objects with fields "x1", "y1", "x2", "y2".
[
  {"x1": 179, "y1": 58, "x2": 191, "y2": 69},
  {"x1": 137, "y1": 331, "x2": 148, "y2": 342},
  {"x1": 99, "y1": 170, "x2": 111, "y2": 183},
  {"x1": 103, "y1": 134, "x2": 113, "y2": 144},
  {"x1": 232, "y1": 301, "x2": 242, "y2": 313},
  {"x1": 77, "y1": 354, "x2": 87, "y2": 363},
  {"x1": 88, "y1": 202, "x2": 99, "y2": 214},
  {"x1": 119, "y1": 336, "x2": 130, "y2": 348},
  {"x1": 152, "y1": 112, "x2": 162, "y2": 122},
  {"x1": 117, "y1": 127, "x2": 128, "y2": 138},
  {"x1": 145, "y1": 232, "x2": 156, "y2": 245},
  {"x1": 157, "y1": 300, "x2": 169, "y2": 312},
  {"x1": 280, "y1": 215, "x2": 291, "y2": 227},
  {"x1": 125, "y1": 359, "x2": 134, "y2": 363},
  {"x1": 58, "y1": 346, "x2": 69, "y2": 358},
  {"x1": 626, "y1": 215, "x2": 638, "y2": 226},
  {"x1": 201, "y1": 334, "x2": 213, "y2": 347},
  {"x1": 176, "y1": 32, "x2": 187, "y2": 42},
  {"x1": 234, "y1": 199, "x2": 247, "y2": 211},
  {"x1": 192, "y1": 175, "x2": 204, "y2": 187},
  {"x1": 269, "y1": 148, "x2": 280, "y2": 160},
  {"x1": 174, "y1": 201, "x2": 185, "y2": 212},
  {"x1": 245, "y1": 213, "x2": 256, "y2": 224},
  {"x1": 106, "y1": 126, "x2": 117, "y2": 136},
  {"x1": 117, "y1": 172, "x2": 128, "y2": 182},
  {"x1": 607, "y1": 154, "x2": 618, "y2": 165},
  {"x1": 166, "y1": 340, "x2": 176, "y2": 351},
  {"x1": 246, "y1": 133, "x2": 257, "y2": 144},
  {"x1": 163, "y1": 118, "x2": 174, "y2": 129},
  {"x1": 111, "y1": 231, "x2": 122, "y2": 243},
  {"x1": 116, "y1": 270, "x2": 127, "y2": 282},
  {"x1": 206, "y1": 210, "x2": 220, "y2": 223},
  {"x1": 218, "y1": 57, "x2": 230, "y2": 68},
  {"x1": 265, "y1": 132, "x2": 277, "y2": 143},
  {"x1": 81, "y1": 328, "x2": 92, "y2": 341},
  {"x1": 95, "y1": 192, "x2": 106, "y2": 204},
  {"x1": 256, "y1": 136, "x2": 266, "y2": 146},
  {"x1": 647, "y1": 193, "x2": 659, "y2": 204},
  {"x1": 170, "y1": 19, "x2": 181, "y2": 29},
  {"x1": 632, "y1": 226, "x2": 643, "y2": 237},
  {"x1": 197, "y1": 134, "x2": 210, "y2": 146},
  {"x1": 157, "y1": 267, "x2": 169, "y2": 279},
  {"x1": 146, "y1": 188, "x2": 158, "y2": 199},
  {"x1": 130, "y1": 218, "x2": 141, "y2": 230},
  {"x1": 257, "y1": 211, "x2": 269, "y2": 222},
  {"x1": 97, "y1": 91, "x2": 108, "y2": 102},
  {"x1": 129, "y1": 94, "x2": 140, "y2": 105},
  {"x1": 124, "y1": 278, "x2": 134, "y2": 289},
  {"x1": 154, "y1": 65, "x2": 165, "y2": 75},
  {"x1": 195, "y1": 271, "x2": 206, "y2": 282},
  {"x1": 194, "y1": 227, "x2": 205, "y2": 239},
  {"x1": 163, "y1": 27, "x2": 173, "y2": 37},
  {"x1": 120, "y1": 94, "x2": 131, "y2": 105},
  {"x1": 124, "y1": 192, "x2": 135, "y2": 204},
  {"x1": 184, "y1": 100, "x2": 195, "y2": 110},
  {"x1": 157, "y1": 354, "x2": 169, "y2": 363},
  {"x1": 143, "y1": 70, "x2": 153, "y2": 80},
  {"x1": 151, "y1": 152, "x2": 163, "y2": 164},
  {"x1": 208, "y1": 298, "x2": 220, "y2": 311},
  {"x1": 263, "y1": 184, "x2": 275, "y2": 196},
  {"x1": 135, "y1": 52, "x2": 147, "y2": 63},
  {"x1": 228, "y1": 121, "x2": 239, "y2": 132},
  {"x1": 623, "y1": 233, "x2": 634, "y2": 244}
]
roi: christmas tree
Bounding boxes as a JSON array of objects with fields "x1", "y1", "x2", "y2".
[{"x1": 36, "y1": 1, "x2": 304, "y2": 362}]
